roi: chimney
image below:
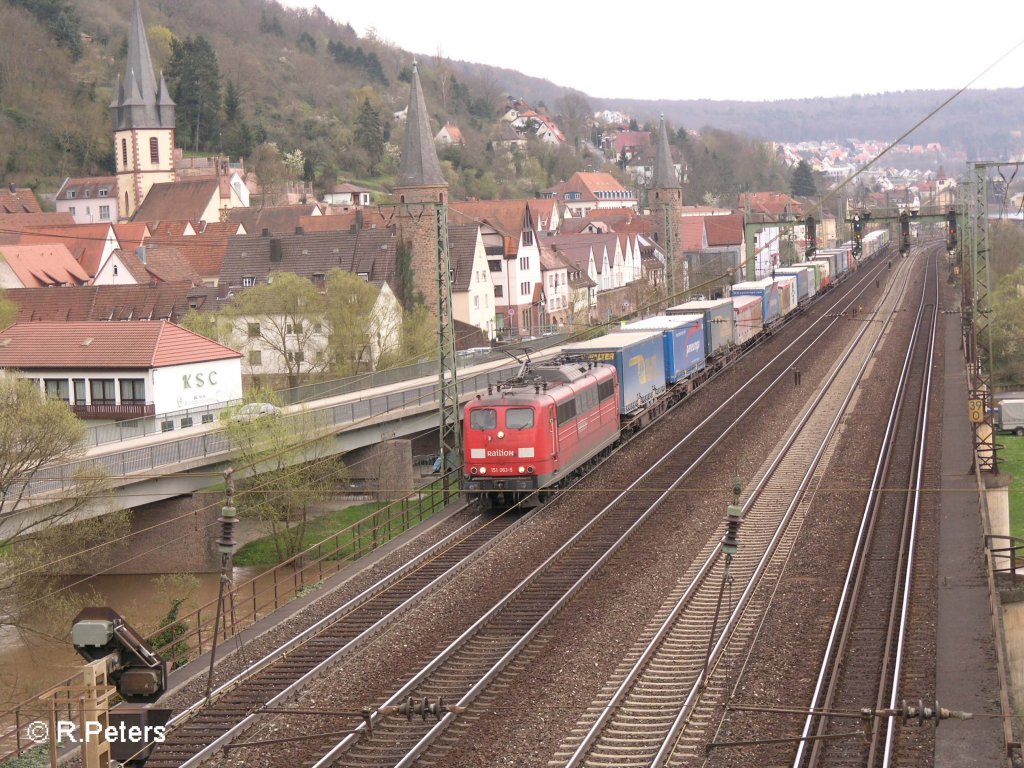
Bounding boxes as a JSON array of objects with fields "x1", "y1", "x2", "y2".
[
  {"x1": 270, "y1": 238, "x2": 283, "y2": 262},
  {"x1": 262, "y1": 228, "x2": 270, "y2": 237},
  {"x1": 136, "y1": 246, "x2": 147, "y2": 264},
  {"x1": 355, "y1": 210, "x2": 363, "y2": 231},
  {"x1": 8, "y1": 183, "x2": 15, "y2": 192}
]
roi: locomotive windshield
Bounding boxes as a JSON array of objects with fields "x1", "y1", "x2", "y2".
[
  {"x1": 505, "y1": 408, "x2": 535, "y2": 430},
  {"x1": 470, "y1": 408, "x2": 497, "y2": 430}
]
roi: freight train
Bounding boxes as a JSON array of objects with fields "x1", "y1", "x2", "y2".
[{"x1": 462, "y1": 245, "x2": 867, "y2": 510}]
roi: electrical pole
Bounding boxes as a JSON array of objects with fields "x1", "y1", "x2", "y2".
[{"x1": 436, "y1": 201, "x2": 461, "y2": 499}]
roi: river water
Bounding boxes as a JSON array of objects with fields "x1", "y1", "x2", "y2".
[{"x1": 1, "y1": 567, "x2": 266, "y2": 709}]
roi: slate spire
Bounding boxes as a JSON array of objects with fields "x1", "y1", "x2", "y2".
[
  {"x1": 110, "y1": 0, "x2": 175, "y2": 131},
  {"x1": 395, "y1": 62, "x2": 447, "y2": 192},
  {"x1": 652, "y1": 114, "x2": 680, "y2": 190}
]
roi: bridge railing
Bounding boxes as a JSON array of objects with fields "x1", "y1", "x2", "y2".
[
  {"x1": 0, "y1": 470, "x2": 460, "y2": 763},
  {"x1": 14, "y1": 361, "x2": 524, "y2": 508}
]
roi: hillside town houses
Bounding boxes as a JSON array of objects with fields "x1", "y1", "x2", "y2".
[{"x1": 0, "y1": 0, "x2": 956, "y2": 431}]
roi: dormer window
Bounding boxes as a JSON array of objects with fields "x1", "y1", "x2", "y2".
[
  {"x1": 68, "y1": 191, "x2": 76, "y2": 198},
  {"x1": 99, "y1": 188, "x2": 108, "y2": 197}
]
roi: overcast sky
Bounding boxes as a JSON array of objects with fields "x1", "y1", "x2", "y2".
[{"x1": 281, "y1": 1, "x2": 1023, "y2": 102}]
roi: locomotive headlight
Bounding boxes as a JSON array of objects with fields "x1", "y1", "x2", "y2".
[
  {"x1": 497, "y1": 430, "x2": 505, "y2": 439},
  {"x1": 471, "y1": 467, "x2": 478, "y2": 475},
  {"x1": 518, "y1": 465, "x2": 526, "y2": 473},
  {"x1": 528, "y1": 466, "x2": 535, "y2": 474},
  {"x1": 479, "y1": 467, "x2": 487, "y2": 474}
]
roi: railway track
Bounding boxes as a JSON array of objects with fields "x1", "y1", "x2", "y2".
[
  {"x1": 144, "y1": 510, "x2": 524, "y2": 768},
  {"x1": 794, "y1": 246, "x2": 940, "y2": 768},
  {"x1": 133, "y1": 255, "x2": 885, "y2": 768},
  {"x1": 547, "y1": 252, "x2": 917, "y2": 768},
  {"x1": 255, "y1": 260, "x2": 899, "y2": 768}
]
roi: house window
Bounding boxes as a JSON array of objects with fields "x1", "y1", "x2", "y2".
[
  {"x1": 121, "y1": 139, "x2": 128, "y2": 167},
  {"x1": 246, "y1": 322, "x2": 260, "y2": 338},
  {"x1": 357, "y1": 272, "x2": 369, "y2": 281},
  {"x1": 69, "y1": 206, "x2": 76, "y2": 216},
  {"x1": 119, "y1": 379, "x2": 146, "y2": 405},
  {"x1": 242, "y1": 276, "x2": 256, "y2": 287},
  {"x1": 312, "y1": 272, "x2": 325, "y2": 287},
  {"x1": 68, "y1": 191, "x2": 76, "y2": 199},
  {"x1": 494, "y1": 285, "x2": 503, "y2": 298},
  {"x1": 90, "y1": 379, "x2": 116, "y2": 405},
  {"x1": 73, "y1": 379, "x2": 86, "y2": 404},
  {"x1": 44, "y1": 379, "x2": 70, "y2": 402},
  {"x1": 149, "y1": 137, "x2": 159, "y2": 164},
  {"x1": 287, "y1": 350, "x2": 304, "y2": 363},
  {"x1": 99, "y1": 205, "x2": 110, "y2": 220},
  {"x1": 99, "y1": 188, "x2": 108, "y2": 197},
  {"x1": 523, "y1": 229, "x2": 533, "y2": 246},
  {"x1": 248, "y1": 350, "x2": 262, "y2": 366},
  {"x1": 521, "y1": 281, "x2": 530, "y2": 295},
  {"x1": 519, "y1": 257, "x2": 529, "y2": 271},
  {"x1": 287, "y1": 321, "x2": 303, "y2": 335},
  {"x1": 113, "y1": 265, "x2": 119, "y2": 276},
  {"x1": 473, "y1": 296, "x2": 480, "y2": 309}
]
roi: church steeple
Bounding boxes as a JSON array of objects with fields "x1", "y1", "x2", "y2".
[
  {"x1": 652, "y1": 114, "x2": 680, "y2": 190},
  {"x1": 394, "y1": 62, "x2": 447, "y2": 203},
  {"x1": 110, "y1": 0, "x2": 175, "y2": 131},
  {"x1": 650, "y1": 114, "x2": 682, "y2": 298},
  {"x1": 110, "y1": 0, "x2": 175, "y2": 221}
]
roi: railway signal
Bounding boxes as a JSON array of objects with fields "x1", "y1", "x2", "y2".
[
  {"x1": 804, "y1": 215, "x2": 817, "y2": 259},
  {"x1": 852, "y1": 214, "x2": 863, "y2": 256},
  {"x1": 947, "y1": 208, "x2": 958, "y2": 251}
]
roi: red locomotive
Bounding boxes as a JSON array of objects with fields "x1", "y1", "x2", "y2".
[{"x1": 462, "y1": 359, "x2": 620, "y2": 510}]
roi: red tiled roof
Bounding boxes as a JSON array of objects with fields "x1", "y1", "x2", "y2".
[
  {"x1": 0, "y1": 244, "x2": 90, "y2": 287},
  {"x1": 133, "y1": 180, "x2": 221, "y2": 224},
  {"x1": 55, "y1": 177, "x2": 116, "y2": 203},
  {"x1": 0, "y1": 320, "x2": 240, "y2": 370},
  {"x1": 0, "y1": 212, "x2": 76, "y2": 239},
  {"x1": 17, "y1": 223, "x2": 115, "y2": 277},
  {"x1": 0, "y1": 187, "x2": 42, "y2": 215},
  {"x1": 119, "y1": 243, "x2": 202, "y2": 285},
  {"x1": 112, "y1": 223, "x2": 151, "y2": 254},
  {"x1": 704, "y1": 213, "x2": 744, "y2": 247},
  {"x1": 449, "y1": 200, "x2": 532, "y2": 239},
  {"x1": 4, "y1": 282, "x2": 198, "y2": 323},
  {"x1": 679, "y1": 217, "x2": 704, "y2": 251}
]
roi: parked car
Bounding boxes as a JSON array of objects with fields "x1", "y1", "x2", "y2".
[{"x1": 232, "y1": 402, "x2": 283, "y2": 422}]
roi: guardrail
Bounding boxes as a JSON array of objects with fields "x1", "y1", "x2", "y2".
[
  {"x1": 986, "y1": 534, "x2": 1024, "y2": 586},
  {"x1": 0, "y1": 471, "x2": 460, "y2": 763},
  {"x1": 16, "y1": 362, "x2": 529, "y2": 506}
]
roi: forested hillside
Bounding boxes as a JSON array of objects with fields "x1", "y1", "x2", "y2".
[{"x1": 2, "y1": 0, "x2": 1019, "y2": 200}]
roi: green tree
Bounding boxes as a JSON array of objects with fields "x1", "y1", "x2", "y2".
[
  {"x1": 0, "y1": 375, "x2": 117, "y2": 641},
  {"x1": 791, "y1": 159, "x2": 817, "y2": 197},
  {"x1": 354, "y1": 97, "x2": 385, "y2": 176},
  {"x1": 223, "y1": 272, "x2": 328, "y2": 388},
  {"x1": 250, "y1": 142, "x2": 288, "y2": 208},
  {"x1": 221, "y1": 80, "x2": 253, "y2": 159},
  {"x1": 222, "y1": 391, "x2": 335, "y2": 561},
  {"x1": 166, "y1": 35, "x2": 222, "y2": 152},
  {"x1": 323, "y1": 269, "x2": 383, "y2": 375},
  {"x1": 179, "y1": 308, "x2": 227, "y2": 343}
]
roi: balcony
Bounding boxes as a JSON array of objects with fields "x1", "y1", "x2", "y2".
[{"x1": 71, "y1": 402, "x2": 156, "y2": 421}]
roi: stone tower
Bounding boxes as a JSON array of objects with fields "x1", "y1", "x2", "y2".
[
  {"x1": 110, "y1": 0, "x2": 175, "y2": 221},
  {"x1": 650, "y1": 114, "x2": 682, "y2": 297},
  {"x1": 393, "y1": 63, "x2": 448, "y2": 309}
]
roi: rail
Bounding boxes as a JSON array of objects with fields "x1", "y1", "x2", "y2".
[{"x1": 0, "y1": 470, "x2": 459, "y2": 764}]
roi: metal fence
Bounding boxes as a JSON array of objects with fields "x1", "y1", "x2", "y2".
[{"x1": 0, "y1": 472, "x2": 458, "y2": 763}]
